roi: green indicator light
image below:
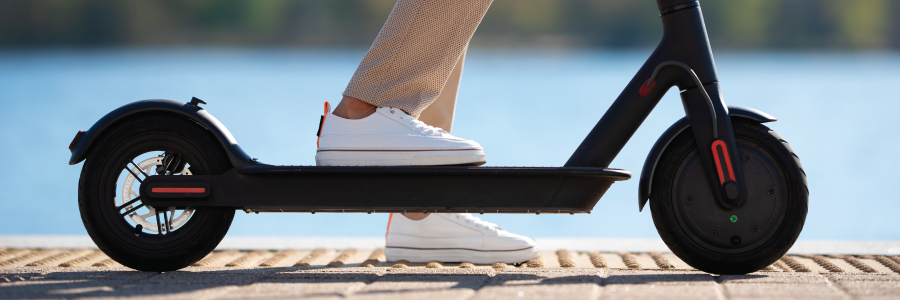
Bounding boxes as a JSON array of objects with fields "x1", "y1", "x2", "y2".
[{"x1": 730, "y1": 215, "x2": 738, "y2": 223}]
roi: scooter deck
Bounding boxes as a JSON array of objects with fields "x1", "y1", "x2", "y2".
[{"x1": 142, "y1": 165, "x2": 632, "y2": 214}]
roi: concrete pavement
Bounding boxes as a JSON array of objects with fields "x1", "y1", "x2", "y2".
[{"x1": 1, "y1": 245, "x2": 898, "y2": 299}]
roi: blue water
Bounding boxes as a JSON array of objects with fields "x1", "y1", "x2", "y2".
[{"x1": 1, "y1": 48, "x2": 897, "y2": 240}]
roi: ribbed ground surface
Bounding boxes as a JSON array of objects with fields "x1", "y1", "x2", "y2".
[{"x1": 1, "y1": 248, "x2": 898, "y2": 299}]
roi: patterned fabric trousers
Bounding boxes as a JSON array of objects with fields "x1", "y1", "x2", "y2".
[{"x1": 342, "y1": 0, "x2": 493, "y2": 132}]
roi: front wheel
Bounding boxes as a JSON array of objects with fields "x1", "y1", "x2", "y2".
[
  {"x1": 78, "y1": 114, "x2": 235, "y2": 272},
  {"x1": 649, "y1": 119, "x2": 808, "y2": 274}
]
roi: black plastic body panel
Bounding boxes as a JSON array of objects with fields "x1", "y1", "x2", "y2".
[
  {"x1": 142, "y1": 166, "x2": 631, "y2": 213},
  {"x1": 637, "y1": 106, "x2": 777, "y2": 211},
  {"x1": 68, "y1": 99, "x2": 255, "y2": 167}
]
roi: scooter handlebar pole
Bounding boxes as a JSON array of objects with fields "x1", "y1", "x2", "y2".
[{"x1": 564, "y1": 0, "x2": 748, "y2": 207}]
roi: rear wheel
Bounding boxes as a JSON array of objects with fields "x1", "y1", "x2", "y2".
[
  {"x1": 649, "y1": 119, "x2": 808, "y2": 274},
  {"x1": 78, "y1": 114, "x2": 235, "y2": 272}
]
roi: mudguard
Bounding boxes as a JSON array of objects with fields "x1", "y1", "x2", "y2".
[
  {"x1": 638, "y1": 106, "x2": 777, "y2": 211},
  {"x1": 68, "y1": 99, "x2": 255, "y2": 167}
]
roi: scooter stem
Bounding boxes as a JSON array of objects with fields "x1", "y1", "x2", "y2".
[{"x1": 564, "y1": 0, "x2": 747, "y2": 207}]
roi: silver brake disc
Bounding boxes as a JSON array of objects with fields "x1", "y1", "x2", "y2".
[{"x1": 119, "y1": 156, "x2": 194, "y2": 233}]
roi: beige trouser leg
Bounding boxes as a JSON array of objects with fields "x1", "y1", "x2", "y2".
[
  {"x1": 418, "y1": 48, "x2": 465, "y2": 133},
  {"x1": 342, "y1": 0, "x2": 492, "y2": 120}
]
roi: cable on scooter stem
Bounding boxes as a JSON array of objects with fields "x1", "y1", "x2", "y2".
[{"x1": 646, "y1": 61, "x2": 718, "y2": 138}]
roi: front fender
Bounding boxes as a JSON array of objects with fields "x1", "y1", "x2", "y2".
[
  {"x1": 638, "y1": 106, "x2": 776, "y2": 211},
  {"x1": 68, "y1": 99, "x2": 254, "y2": 167}
]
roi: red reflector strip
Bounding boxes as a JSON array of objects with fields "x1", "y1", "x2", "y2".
[
  {"x1": 710, "y1": 140, "x2": 736, "y2": 184},
  {"x1": 317, "y1": 101, "x2": 330, "y2": 148},
  {"x1": 151, "y1": 187, "x2": 206, "y2": 194},
  {"x1": 639, "y1": 79, "x2": 656, "y2": 97}
]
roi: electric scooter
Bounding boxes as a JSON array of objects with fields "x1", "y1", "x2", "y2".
[{"x1": 68, "y1": 0, "x2": 808, "y2": 274}]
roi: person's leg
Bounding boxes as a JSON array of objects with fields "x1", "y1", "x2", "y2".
[
  {"x1": 417, "y1": 47, "x2": 465, "y2": 132},
  {"x1": 334, "y1": 0, "x2": 490, "y2": 119},
  {"x1": 321, "y1": 0, "x2": 537, "y2": 263},
  {"x1": 333, "y1": 45, "x2": 464, "y2": 129},
  {"x1": 318, "y1": 1, "x2": 490, "y2": 167}
]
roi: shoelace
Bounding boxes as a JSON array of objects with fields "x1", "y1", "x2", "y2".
[
  {"x1": 455, "y1": 213, "x2": 502, "y2": 231},
  {"x1": 389, "y1": 107, "x2": 446, "y2": 135},
  {"x1": 408, "y1": 118, "x2": 447, "y2": 135}
]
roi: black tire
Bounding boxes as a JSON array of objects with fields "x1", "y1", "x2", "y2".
[
  {"x1": 649, "y1": 119, "x2": 808, "y2": 275},
  {"x1": 78, "y1": 113, "x2": 235, "y2": 272}
]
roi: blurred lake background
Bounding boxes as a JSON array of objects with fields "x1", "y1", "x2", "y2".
[{"x1": 1, "y1": 0, "x2": 898, "y2": 241}]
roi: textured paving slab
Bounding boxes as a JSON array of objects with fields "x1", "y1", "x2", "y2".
[{"x1": 1, "y1": 248, "x2": 899, "y2": 299}]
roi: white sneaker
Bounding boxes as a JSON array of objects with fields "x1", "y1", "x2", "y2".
[
  {"x1": 385, "y1": 213, "x2": 539, "y2": 264},
  {"x1": 316, "y1": 107, "x2": 486, "y2": 166}
]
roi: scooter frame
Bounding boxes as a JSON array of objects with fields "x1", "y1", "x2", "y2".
[{"x1": 70, "y1": 1, "x2": 774, "y2": 216}]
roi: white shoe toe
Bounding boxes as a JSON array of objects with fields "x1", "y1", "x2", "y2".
[{"x1": 484, "y1": 233, "x2": 535, "y2": 250}]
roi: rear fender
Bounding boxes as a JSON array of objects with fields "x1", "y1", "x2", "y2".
[
  {"x1": 638, "y1": 106, "x2": 776, "y2": 211},
  {"x1": 68, "y1": 99, "x2": 255, "y2": 167}
]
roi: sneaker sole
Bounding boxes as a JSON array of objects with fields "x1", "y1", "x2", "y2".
[
  {"x1": 384, "y1": 245, "x2": 538, "y2": 264},
  {"x1": 315, "y1": 149, "x2": 486, "y2": 166}
]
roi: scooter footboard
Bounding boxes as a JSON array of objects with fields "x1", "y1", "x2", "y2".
[{"x1": 142, "y1": 166, "x2": 631, "y2": 214}]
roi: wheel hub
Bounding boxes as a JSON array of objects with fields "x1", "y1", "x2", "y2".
[
  {"x1": 120, "y1": 156, "x2": 194, "y2": 234},
  {"x1": 672, "y1": 139, "x2": 788, "y2": 253}
]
